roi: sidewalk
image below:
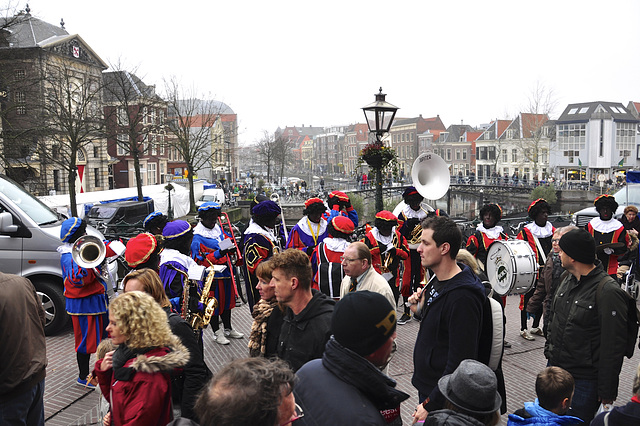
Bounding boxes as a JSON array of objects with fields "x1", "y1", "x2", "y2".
[{"x1": 44, "y1": 295, "x2": 639, "y2": 425}]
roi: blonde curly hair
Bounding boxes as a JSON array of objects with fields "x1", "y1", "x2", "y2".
[{"x1": 110, "y1": 291, "x2": 174, "y2": 349}]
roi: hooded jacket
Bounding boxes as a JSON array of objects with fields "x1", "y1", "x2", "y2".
[
  {"x1": 508, "y1": 400, "x2": 583, "y2": 425},
  {"x1": 590, "y1": 399, "x2": 640, "y2": 426},
  {"x1": 295, "y1": 337, "x2": 409, "y2": 426},
  {"x1": 412, "y1": 264, "x2": 485, "y2": 411},
  {"x1": 423, "y1": 409, "x2": 485, "y2": 426},
  {"x1": 277, "y1": 289, "x2": 335, "y2": 372},
  {"x1": 94, "y1": 336, "x2": 189, "y2": 426}
]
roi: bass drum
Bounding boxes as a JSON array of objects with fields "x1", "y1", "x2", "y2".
[{"x1": 486, "y1": 240, "x2": 538, "y2": 296}]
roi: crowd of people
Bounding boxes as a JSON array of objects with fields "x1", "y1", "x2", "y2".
[{"x1": 4, "y1": 187, "x2": 640, "y2": 426}]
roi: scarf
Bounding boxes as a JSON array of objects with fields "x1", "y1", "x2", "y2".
[
  {"x1": 248, "y1": 298, "x2": 279, "y2": 357},
  {"x1": 112, "y1": 344, "x2": 154, "y2": 381},
  {"x1": 322, "y1": 338, "x2": 409, "y2": 411}
]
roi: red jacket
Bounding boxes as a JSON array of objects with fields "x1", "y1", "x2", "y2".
[{"x1": 93, "y1": 338, "x2": 189, "y2": 426}]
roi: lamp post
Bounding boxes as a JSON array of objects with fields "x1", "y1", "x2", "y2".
[{"x1": 362, "y1": 88, "x2": 399, "y2": 212}]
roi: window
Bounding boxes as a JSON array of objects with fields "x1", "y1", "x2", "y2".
[
  {"x1": 150, "y1": 135, "x2": 157, "y2": 155},
  {"x1": 94, "y1": 168, "x2": 100, "y2": 188},
  {"x1": 53, "y1": 169, "x2": 61, "y2": 191},
  {"x1": 14, "y1": 90, "x2": 26, "y2": 115},
  {"x1": 616, "y1": 122, "x2": 635, "y2": 154},
  {"x1": 117, "y1": 134, "x2": 128, "y2": 156},
  {"x1": 147, "y1": 163, "x2": 157, "y2": 185},
  {"x1": 118, "y1": 107, "x2": 128, "y2": 126},
  {"x1": 410, "y1": 133, "x2": 414, "y2": 142},
  {"x1": 143, "y1": 107, "x2": 148, "y2": 124},
  {"x1": 52, "y1": 144, "x2": 61, "y2": 160},
  {"x1": 488, "y1": 146, "x2": 496, "y2": 160},
  {"x1": 579, "y1": 107, "x2": 589, "y2": 114},
  {"x1": 14, "y1": 69, "x2": 25, "y2": 80},
  {"x1": 93, "y1": 146, "x2": 99, "y2": 158},
  {"x1": 462, "y1": 149, "x2": 467, "y2": 160},
  {"x1": 512, "y1": 149, "x2": 518, "y2": 163},
  {"x1": 502, "y1": 149, "x2": 508, "y2": 162},
  {"x1": 558, "y1": 123, "x2": 586, "y2": 151},
  {"x1": 569, "y1": 107, "x2": 579, "y2": 114},
  {"x1": 446, "y1": 148, "x2": 452, "y2": 161},
  {"x1": 455, "y1": 149, "x2": 461, "y2": 160}
]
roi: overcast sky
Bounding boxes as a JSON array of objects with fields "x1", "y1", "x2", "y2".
[{"x1": 24, "y1": 0, "x2": 640, "y2": 145}]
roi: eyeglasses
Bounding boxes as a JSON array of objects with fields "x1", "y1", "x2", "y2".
[
  {"x1": 280, "y1": 403, "x2": 304, "y2": 425},
  {"x1": 551, "y1": 239, "x2": 560, "y2": 243},
  {"x1": 340, "y1": 256, "x2": 363, "y2": 263}
]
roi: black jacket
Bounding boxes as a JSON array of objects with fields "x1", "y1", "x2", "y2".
[
  {"x1": 412, "y1": 264, "x2": 485, "y2": 411},
  {"x1": 424, "y1": 409, "x2": 485, "y2": 426},
  {"x1": 165, "y1": 308, "x2": 211, "y2": 420},
  {"x1": 294, "y1": 337, "x2": 409, "y2": 426},
  {"x1": 591, "y1": 400, "x2": 640, "y2": 426},
  {"x1": 544, "y1": 263, "x2": 628, "y2": 400},
  {"x1": 277, "y1": 289, "x2": 335, "y2": 372}
]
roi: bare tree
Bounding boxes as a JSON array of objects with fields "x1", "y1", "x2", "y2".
[
  {"x1": 37, "y1": 61, "x2": 105, "y2": 216},
  {"x1": 256, "y1": 130, "x2": 277, "y2": 184},
  {"x1": 273, "y1": 135, "x2": 296, "y2": 185},
  {"x1": 103, "y1": 62, "x2": 167, "y2": 200},
  {"x1": 163, "y1": 76, "x2": 227, "y2": 212},
  {"x1": 514, "y1": 81, "x2": 557, "y2": 179}
]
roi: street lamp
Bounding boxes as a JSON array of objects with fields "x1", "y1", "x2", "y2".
[{"x1": 362, "y1": 87, "x2": 399, "y2": 212}]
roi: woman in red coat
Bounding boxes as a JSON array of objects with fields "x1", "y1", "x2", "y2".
[{"x1": 94, "y1": 291, "x2": 188, "y2": 426}]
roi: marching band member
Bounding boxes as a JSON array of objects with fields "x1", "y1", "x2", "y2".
[
  {"x1": 125, "y1": 232, "x2": 162, "y2": 272},
  {"x1": 517, "y1": 198, "x2": 555, "y2": 341},
  {"x1": 243, "y1": 200, "x2": 282, "y2": 311},
  {"x1": 286, "y1": 197, "x2": 328, "y2": 256},
  {"x1": 587, "y1": 194, "x2": 630, "y2": 278},
  {"x1": 158, "y1": 220, "x2": 202, "y2": 314},
  {"x1": 310, "y1": 216, "x2": 355, "y2": 299},
  {"x1": 58, "y1": 217, "x2": 120, "y2": 388},
  {"x1": 143, "y1": 211, "x2": 169, "y2": 236},
  {"x1": 397, "y1": 186, "x2": 429, "y2": 325},
  {"x1": 191, "y1": 202, "x2": 243, "y2": 345},
  {"x1": 322, "y1": 190, "x2": 359, "y2": 228},
  {"x1": 466, "y1": 203, "x2": 508, "y2": 270},
  {"x1": 361, "y1": 210, "x2": 409, "y2": 307}
]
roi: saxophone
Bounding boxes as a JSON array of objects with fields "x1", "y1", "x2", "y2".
[{"x1": 190, "y1": 268, "x2": 218, "y2": 331}]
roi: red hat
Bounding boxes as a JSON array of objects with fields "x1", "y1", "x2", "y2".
[
  {"x1": 304, "y1": 197, "x2": 324, "y2": 208},
  {"x1": 329, "y1": 191, "x2": 349, "y2": 202},
  {"x1": 594, "y1": 194, "x2": 615, "y2": 206},
  {"x1": 331, "y1": 216, "x2": 355, "y2": 234},
  {"x1": 527, "y1": 199, "x2": 546, "y2": 213},
  {"x1": 375, "y1": 210, "x2": 398, "y2": 222},
  {"x1": 125, "y1": 233, "x2": 158, "y2": 267}
]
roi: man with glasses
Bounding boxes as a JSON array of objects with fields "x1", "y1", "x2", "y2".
[
  {"x1": 295, "y1": 291, "x2": 409, "y2": 425},
  {"x1": 340, "y1": 242, "x2": 395, "y2": 308},
  {"x1": 270, "y1": 249, "x2": 335, "y2": 372}
]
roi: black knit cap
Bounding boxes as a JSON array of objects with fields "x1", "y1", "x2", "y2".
[
  {"x1": 332, "y1": 291, "x2": 396, "y2": 356},
  {"x1": 559, "y1": 228, "x2": 596, "y2": 265}
]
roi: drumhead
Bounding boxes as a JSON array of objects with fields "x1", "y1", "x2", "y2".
[{"x1": 486, "y1": 240, "x2": 514, "y2": 296}]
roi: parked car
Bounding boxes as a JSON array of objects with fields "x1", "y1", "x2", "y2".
[
  {"x1": 571, "y1": 185, "x2": 640, "y2": 227},
  {"x1": 0, "y1": 174, "x2": 114, "y2": 335},
  {"x1": 196, "y1": 188, "x2": 226, "y2": 208}
]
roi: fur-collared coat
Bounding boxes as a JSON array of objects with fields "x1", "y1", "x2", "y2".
[{"x1": 94, "y1": 336, "x2": 189, "y2": 426}]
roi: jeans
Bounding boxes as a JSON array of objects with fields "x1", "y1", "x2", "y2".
[
  {"x1": 567, "y1": 378, "x2": 600, "y2": 424},
  {"x1": 0, "y1": 379, "x2": 45, "y2": 425}
]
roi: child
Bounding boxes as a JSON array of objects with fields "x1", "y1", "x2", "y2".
[{"x1": 508, "y1": 367, "x2": 583, "y2": 425}]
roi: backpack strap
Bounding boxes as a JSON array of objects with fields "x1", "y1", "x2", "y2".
[{"x1": 604, "y1": 411, "x2": 610, "y2": 426}]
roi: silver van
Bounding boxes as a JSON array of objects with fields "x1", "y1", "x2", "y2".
[{"x1": 0, "y1": 174, "x2": 112, "y2": 335}]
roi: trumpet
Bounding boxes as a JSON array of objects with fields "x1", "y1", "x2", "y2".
[{"x1": 270, "y1": 192, "x2": 288, "y2": 243}]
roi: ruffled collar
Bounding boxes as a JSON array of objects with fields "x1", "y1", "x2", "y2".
[
  {"x1": 590, "y1": 217, "x2": 624, "y2": 233},
  {"x1": 296, "y1": 216, "x2": 327, "y2": 238},
  {"x1": 525, "y1": 221, "x2": 554, "y2": 238},
  {"x1": 324, "y1": 236, "x2": 349, "y2": 252},
  {"x1": 244, "y1": 221, "x2": 278, "y2": 243},
  {"x1": 193, "y1": 222, "x2": 223, "y2": 239},
  {"x1": 372, "y1": 227, "x2": 394, "y2": 245},
  {"x1": 403, "y1": 204, "x2": 427, "y2": 220},
  {"x1": 477, "y1": 223, "x2": 504, "y2": 240}
]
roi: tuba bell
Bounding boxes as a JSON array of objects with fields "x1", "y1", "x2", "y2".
[
  {"x1": 411, "y1": 152, "x2": 450, "y2": 200},
  {"x1": 72, "y1": 235, "x2": 106, "y2": 269}
]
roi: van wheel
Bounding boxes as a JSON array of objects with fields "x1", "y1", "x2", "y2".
[{"x1": 34, "y1": 281, "x2": 68, "y2": 336}]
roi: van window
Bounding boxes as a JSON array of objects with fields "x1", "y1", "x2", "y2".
[
  {"x1": 0, "y1": 176, "x2": 58, "y2": 225},
  {"x1": 87, "y1": 206, "x2": 118, "y2": 219}
]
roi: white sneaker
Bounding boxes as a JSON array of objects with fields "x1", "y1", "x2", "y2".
[
  {"x1": 214, "y1": 328, "x2": 230, "y2": 345},
  {"x1": 225, "y1": 329, "x2": 244, "y2": 339},
  {"x1": 530, "y1": 327, "x2": 544, "y2": 336},
  {"x1": 520, "y1": 330, "x2": 535, "y2": 341}
]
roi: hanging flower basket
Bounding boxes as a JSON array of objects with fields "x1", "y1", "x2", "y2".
[{"x1": 360, "y1": 142, "x2": 396, "y2": 170}]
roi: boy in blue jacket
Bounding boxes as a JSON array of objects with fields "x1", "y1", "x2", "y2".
[{"x1": 508, "y1": 367, "x2": 583, "y2": 425}]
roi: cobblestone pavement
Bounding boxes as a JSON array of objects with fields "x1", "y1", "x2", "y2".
[{"x1": 44, "y1": 294, "x2": 640, "y2": 425}]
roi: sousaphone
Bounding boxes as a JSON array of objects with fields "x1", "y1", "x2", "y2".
[{"x1": 411, "y1": 152, "x2": 450, "y2": 200}]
